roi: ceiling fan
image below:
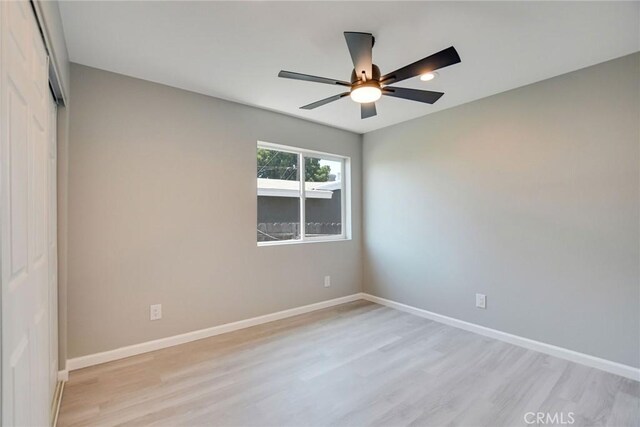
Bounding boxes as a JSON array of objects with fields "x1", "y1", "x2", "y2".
[{"x1": 278, "y1": 32, "x2": 461, "y2": 119}]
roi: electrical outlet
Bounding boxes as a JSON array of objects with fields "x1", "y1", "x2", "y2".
[
  {"x1": 150, "y1": 304, "x2": 162, "y2": 320},
  {"x1": 324, "y1": 276, "x2": 331, "y2": 288},
  {"x1": 475, "y1": 294, "x2": 486, "y2": 309}
]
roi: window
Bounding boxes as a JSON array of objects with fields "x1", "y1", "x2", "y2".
[{"x1": 257, "y1": 141, "x2": 350, "y2": 245}]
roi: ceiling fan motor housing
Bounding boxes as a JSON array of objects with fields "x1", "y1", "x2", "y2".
[{"x1": 351, "y1": 64, "x2": 381, "y2": 85}]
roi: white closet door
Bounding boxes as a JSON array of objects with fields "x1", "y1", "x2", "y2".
[{"x1": 1, "y1": 0, "x2": 53, "y2": 425}]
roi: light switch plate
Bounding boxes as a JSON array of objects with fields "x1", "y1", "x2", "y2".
[
  {"x1": 150, "y1": 304, "x2": 162, "y2": 320},
  {"x1": 476, "y1": 294, "x2": 486, "y2": 309}
]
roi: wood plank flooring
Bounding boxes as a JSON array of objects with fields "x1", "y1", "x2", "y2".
[{"x1": 58, "y1": 301, "x2": 639, "y2": 427}]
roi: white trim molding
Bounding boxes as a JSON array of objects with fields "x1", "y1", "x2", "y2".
[
  {"x1": 57, "y1": 370, "x2": 68, "y2": 382},
  {"x1": 65, "y1": 293, "x2": 639, "y2": 382},
  {"x1": 51, "y1": 380, "x2": 65, "y2": 427},
  {"x1": 67, "y1": 293, "x2": 364, "y2": 371},
  {"x1": 361, "y1": 293, "x2": 640, "y2": 382}
]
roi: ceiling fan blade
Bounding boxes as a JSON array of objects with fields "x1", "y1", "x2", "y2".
[
  {"x1": 381, "y1": 46, "x2": 461, "y2": 85},
  {"x1": 278, "y1": 70, "x2": 351, "y2": 87},
  {"x1": 344, "y1": 32, "x2": 373, "y2": 81},
  {"x1": 361, "y1": 102, "x2": 377, "y2": 119},
  {"x1": 301, "y1": 92, "x2": 350, "y2": 110},
  {"x1": 383, "y1": 87, "x2": 444, "y2": 104}
]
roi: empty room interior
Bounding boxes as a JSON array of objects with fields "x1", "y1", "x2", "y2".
[{"x1": 1, "y1": 1, "x2": 640, "y2": 426}]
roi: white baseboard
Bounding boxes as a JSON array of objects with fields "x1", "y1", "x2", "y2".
[
  {"x1": 57, "y1": 370, "x2": 68, "y2": 382},
  {"x1": 361, "y1": 293, "x2": 640, "y2": 381},
  {"x1": 67, "y1": 293, "x2": 364, "y2": 371},
  {"x1": 65, "y1": 292, "x2": 639, "y2": 382}
]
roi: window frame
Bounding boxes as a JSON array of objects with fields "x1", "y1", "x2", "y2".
[{"x1": 257, "y1": 141, "x2": 351, "y2": 247}]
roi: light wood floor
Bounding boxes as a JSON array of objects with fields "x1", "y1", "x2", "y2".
[{"x1": 59, "y1": 301, "x2": 639, "y2": 427}]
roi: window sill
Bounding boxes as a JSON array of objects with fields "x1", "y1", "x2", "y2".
[{"x1": 257, "y1": 237, "x2": 351, "y2": 247}]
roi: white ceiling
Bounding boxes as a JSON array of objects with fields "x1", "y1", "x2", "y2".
[{"x1": 59, "y1": 1, "x2": 639, "y2": 134}]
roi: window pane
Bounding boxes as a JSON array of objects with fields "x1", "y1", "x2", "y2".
[
  {"x1": 257, "y1": 148, "x2": 300, "y2": 242},
  {"x1": 304, "y1": 157, "x2": 342, "y2": 237}
]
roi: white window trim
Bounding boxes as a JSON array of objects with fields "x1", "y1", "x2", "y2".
[{"x1": 257, "y1": 141, "x2": 351, "y2": 247}]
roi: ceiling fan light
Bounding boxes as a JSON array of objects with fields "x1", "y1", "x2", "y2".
[
  {"x1": 420, "y1": 72, "x2": 438, "y2": 81},
  {"x1": 350, "y1": 85, "x2": 382, "y2": 103}
]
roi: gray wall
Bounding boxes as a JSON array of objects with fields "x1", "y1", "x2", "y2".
[
  {"x1": 67, "y1": 64, "x2": 362, "y2": 358},
  {"x1": 363, "y1": 53, "x2": 640, "y2": 368}
]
